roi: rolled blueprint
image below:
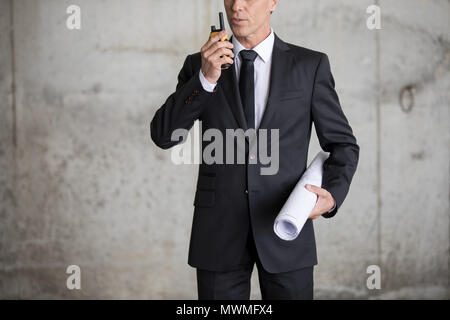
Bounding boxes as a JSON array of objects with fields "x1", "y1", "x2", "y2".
[{"x1": 274, "y1": 151, "x2": 330, "y2": 241}]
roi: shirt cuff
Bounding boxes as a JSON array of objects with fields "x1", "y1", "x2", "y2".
[{"x1": 199, "y1": 69, "x2": 217, "y2": 92}]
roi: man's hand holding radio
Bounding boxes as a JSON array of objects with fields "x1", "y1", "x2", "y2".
[{"x1": 200, "y1": 30, "x2": 234, "y2": 84}]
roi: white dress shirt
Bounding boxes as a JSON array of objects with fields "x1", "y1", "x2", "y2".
[
  {"x1": 199, "y1": 28, "x2": 274, "y2": 130},
  {"x1": 198, "y1": 28, "x2": 336, "y2": 214}
]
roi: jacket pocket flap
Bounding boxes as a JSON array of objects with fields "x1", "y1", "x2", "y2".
[
  {"x1": 193, "y1": 190, "x2": 215, "y2": 207},
  {"x1": 280, "y1": 89, "x2": 303, "y2": 100}
]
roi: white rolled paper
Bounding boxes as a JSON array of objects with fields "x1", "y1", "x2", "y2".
[{"x1": 274, "y1": 151, "x2": 330, "y2": 241}]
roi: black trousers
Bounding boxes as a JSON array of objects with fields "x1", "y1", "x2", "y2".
[{"x1": 196, "y1": 225, "x2": 314, "y2": 300}]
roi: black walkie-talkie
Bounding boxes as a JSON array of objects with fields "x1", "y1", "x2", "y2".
[{"x1": 210, "y1": 12, "x2": 233, "y2": 70}]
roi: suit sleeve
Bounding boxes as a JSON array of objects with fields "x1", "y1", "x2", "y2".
[
  {"x1": 150, "y1": 54, "x2": 217, "y2": 149},
  {"x1": 311, "y1": 53, "x2": 360, "y2": 218}
]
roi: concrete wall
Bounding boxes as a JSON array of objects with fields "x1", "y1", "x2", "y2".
[{"x1": 0, "y1": 0, "x2": 448, "y2": 299}]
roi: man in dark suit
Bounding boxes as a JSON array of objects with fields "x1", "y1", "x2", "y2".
[{"x1": 150, "y1": 0, "x2": 359, "y2": 300}]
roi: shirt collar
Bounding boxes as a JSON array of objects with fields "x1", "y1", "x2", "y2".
[{"x1": 232, "y1": 27, "x2": 274, "y2": 63}]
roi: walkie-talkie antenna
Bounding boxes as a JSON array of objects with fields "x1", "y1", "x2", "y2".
[
  {"x1": 211, "y1": 12, "x2": 226, "y2": 32},
  {"x1": 219, "y1": 12, "x2": 225, "y2": 30}
]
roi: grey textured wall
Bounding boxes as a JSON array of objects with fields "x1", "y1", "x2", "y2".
[{"x1": 0, "y1": 0, "x2": 448, "y2": 299}]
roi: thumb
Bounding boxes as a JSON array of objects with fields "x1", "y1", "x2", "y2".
[{"x1": 305, "y1": 184, "x2": 321, "y2": 194}]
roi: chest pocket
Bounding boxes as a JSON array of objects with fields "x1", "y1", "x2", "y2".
[{"x1": 279, "y1": 89, "x2": 304, "y2": 101}]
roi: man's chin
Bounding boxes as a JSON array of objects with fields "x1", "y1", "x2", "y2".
[{"x1": 230, "y1": 27, "x2": 248, "y2": 38}]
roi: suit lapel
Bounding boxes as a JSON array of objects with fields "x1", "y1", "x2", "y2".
[
  {"x1": 219, "y1": 34, "x2": 248, "y2": 131},
  {"x1": 258, "y1": 33, "x2": 291, "y2": 130},
  {"x1": 218, "y1": 33, "x2": 291, "y2": 131}
]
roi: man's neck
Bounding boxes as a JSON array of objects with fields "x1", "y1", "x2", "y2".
[{"x1": 234, "y1": 24, "x2": 271, "y2": 50}]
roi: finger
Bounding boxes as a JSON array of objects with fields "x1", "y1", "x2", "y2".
[
  {"x1": 214, "y1": 47, "x2": 235, "y2": 59},
  {"x1": 207, "y1": 45, "x2": 234, "y2": 61},
  {"x1": 308, "y1": 212, "x2": 319, "y2": 220},
  {"x1": 203, "y1": 49, "x2": 233, "y2": 70},
  {"x1": 203, "y1": 40, "x2": 234, "y2": 60},
  {"x1": 205, "y1": 32, "x2": 233, "y2": 53},
  {"x1": 203, "y1": 30, "x2": 228, "y2": 52},
  {"x1": 221, "y1": 55, "x2": 234, "y2": 65},
  {"x1": 207, "y1": 30, "x2": 226, "y2": 47},
  {"x1": 211, "y1": 55, "x2": 234, "y2": 70},
  {"x1": 305, "y1": 184, "x2": 326, "y2": 196},
  {"x1": 209, "y1": 47, "x2": 235, "y2": 63}
]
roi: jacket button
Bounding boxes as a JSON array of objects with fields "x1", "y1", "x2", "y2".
[{"x1": 245, "y1": 190, "x2": 248, "y2": 194}]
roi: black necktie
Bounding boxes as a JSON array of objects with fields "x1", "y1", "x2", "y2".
[{"x1": 239, "y1": 50, "x2": 258, "y2": 130}]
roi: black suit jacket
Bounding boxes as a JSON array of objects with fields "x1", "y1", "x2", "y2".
[{"x1": 150, "y1": 33, "x2": 359, "y2": 273}]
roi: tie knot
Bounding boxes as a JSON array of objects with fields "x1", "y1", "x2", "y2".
[{"x1": 240, "y1": 50, "x2": 258, "y2": 62}]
